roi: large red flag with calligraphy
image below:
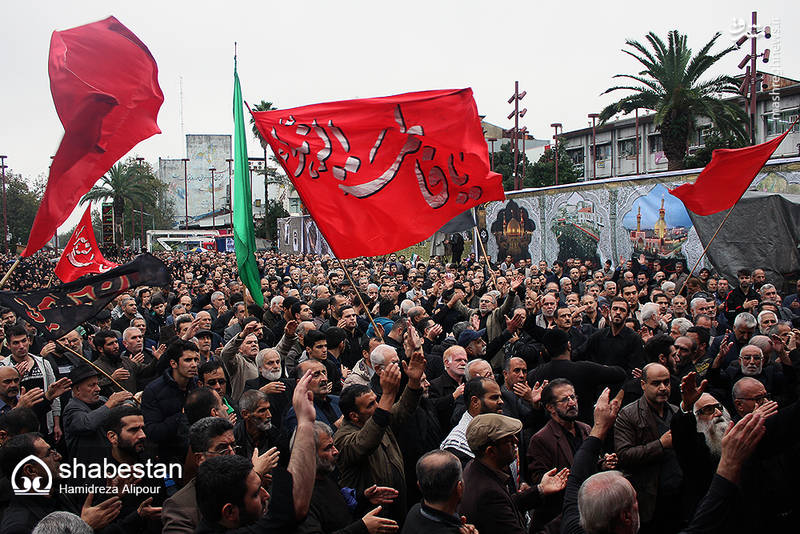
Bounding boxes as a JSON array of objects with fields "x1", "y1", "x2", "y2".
[
  {"x1": 22, "y1": 16, "x2": 163, "y2": 257},
  {"x1": 251, "y1": 88, "x2": 504, "y2": 258},
  {"x1": 54, "y1": 205, "x2": 117, "y2": 283}
]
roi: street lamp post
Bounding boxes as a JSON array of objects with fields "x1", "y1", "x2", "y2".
[
  {"x1": 181, "y1": 158, "x2": 189, "y2": 229},
  {"x1": 507, "y1": 81, "x2": 527, "y2": 190},
  {"x1": 735, "y1": 11, "x2": 771, "y2": 145},
  {"x1": 588, "y1": 114, "x2": 600, "y2": 179},
  {"x1": 226, "y1": 158, "x2": 233, "y2": 234},
  {"x1": 0, "y1": 155, "x2": 7, "y2": 253},
  {"x1": 550, "y1": 123, "x2": 562, "y2": 185},
  {"x1": 209, "y1": 167, "x2": 217, "y2": 229},
  {"x1": 635, "y1": 109, "x2": 640, "y2": 175},
  {"x1": 134, "y1": 158, "x2": 145, "y2": 248}
]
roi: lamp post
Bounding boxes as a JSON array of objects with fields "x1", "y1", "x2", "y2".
[
  {"x1": 588, "y1": 113, "x2": 600, "y2": 179},
  {"x1": 550, "y1": 123, "x2": 562, "y2": 185},
  {"x1": 0, "y1": 155, "x2": 7, "y2": 253},
  {"x1": 209, "y1": 167, "x2": 217, "y2": 229},
  {"x1": 635, "y1": 109, "x2": 640, "y2": 175},
  {"x1": 134, "y1": 158, "x2": 145, "y2": 248},
  {"x1": 181, "y1": 158, "x2": 189, "y2": 229},
  {"x1": 735, "y1": 11, "x2": 771, "y2": 145},
  {"x1": 507, "y1": 81, "x2": 527, "y2": 190},
  {"x1": 226, "y1": 158, "x2": 233, "y2": 234}
]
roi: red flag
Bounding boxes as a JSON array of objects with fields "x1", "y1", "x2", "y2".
[
  {"x1": 54, "y1": 205, "x2": 117, "y2": 283},
  {"x1": 22, "y1": 16, "x2": 163, "y2": 257},
  {"x1": 669, "y1": 128, "x2": 793, "y2": 215},
  {"x1": 251, "y1": 88, "x2": 504, "y2": 258}
]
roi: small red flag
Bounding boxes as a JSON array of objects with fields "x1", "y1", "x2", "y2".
[
  {"x1": 22, "y1": 16, "x2": 163, "y2": 257},
  {"x1": 54, "y1": 205, "x2": 117, "y2": 283},
  {"x1": 251, "y1": 88, "x2": 504, "y2": 259},
  {"x1": 669, "y1": 128, "x2": 793, "y2": 215}
]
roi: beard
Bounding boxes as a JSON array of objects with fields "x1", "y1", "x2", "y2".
[
  {"x1": 742, "y1": 363, "x2": 762, "y2": 376},
  {"x1": 697, "y1": 412, "x2": 731, "y2": 457},
  {"x1": 261, "y1": 368, "x2": 283, "y2": 381},
  {"x1": 256, "y1": 419, "x2": 272, "y2": 432},
  {"x1": 316, "y1": 456, "x2": 337, "y2": 474}
]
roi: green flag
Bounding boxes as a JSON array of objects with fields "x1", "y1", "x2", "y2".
[{"x1": 232, "y1": 58, "x2": 263, "y2": 307}]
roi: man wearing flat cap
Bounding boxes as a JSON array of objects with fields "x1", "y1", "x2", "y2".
[
  {"x1": 62, "y1": 365, "x2": 133, "y2": 463},
  {"x1": 459, "y1": 413, "x2": 569, "y2": 534}
]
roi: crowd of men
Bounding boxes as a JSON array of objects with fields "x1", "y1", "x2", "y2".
[{"x1": 0, "y1": 248, "x2": 799, "y2": 533}]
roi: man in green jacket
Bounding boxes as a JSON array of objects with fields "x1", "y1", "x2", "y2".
[{"x1": 334, "y1": 341, "x2": 426, "y2": 524}]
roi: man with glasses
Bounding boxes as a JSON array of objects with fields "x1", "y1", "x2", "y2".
[{"x1": 708, "y1": 344, "x2": 796, "y2": 409}]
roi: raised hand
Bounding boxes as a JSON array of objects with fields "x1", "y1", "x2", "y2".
[
  {"x1": 137, "y1": 497, "x2": 162, "y2": 520},
  {"x1": 285, "y1": 319, "x2": 299, "y2": 337},
  {"x1": 252, "y1": 446, "x2": 280, "y2": 477},
  {"x1": 753, "y1": 399, "x2": 779, "y2": 419},
  {"x1": 380, "y1": 363, "x2": 402, "y2": 397},
  {"x1": 590, "y1": 387, "x2": 624, "y2": 439},
  {"x1": 402, "y1": 350, "x2": 426, "y2": 388},
  {"x1": 364, "y1": 485, "x2": 399, "y2": 505},
  {"x1": 111, "y1": 368, "x2": 130, "y2": 381},
  {"x1": 106, "y1": 390, "x2": 133, "y2": 408},
  {"x1": 539, "y1": 467, "x2": 569, "y2": 495},
  {"x1": 361, "y1": 506, "x2": 399, "y2": 534},
  {"x1": 45, "y1": 377, "x2": 72, "y2": 401},
  {"x1": 81, "y1": 494, "x2": 122, "y2": 531},
  {"x1": 680, "y1": 372, "x2": 707, "y2": 411},
  {"x1": 17, "y1": 387, "x2": 45, "y2": 408},
  {"x1": 717, "y1": 412, "x2": 766, "y2": 483}
]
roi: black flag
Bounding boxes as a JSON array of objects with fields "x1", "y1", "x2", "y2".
[{"x1": 0, "y1": 254, "x2": 170, "y2": 340}]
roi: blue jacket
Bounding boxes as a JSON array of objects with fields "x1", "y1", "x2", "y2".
[{"x1": 284, "y1": 395, "x2": 341, "y2": 433}]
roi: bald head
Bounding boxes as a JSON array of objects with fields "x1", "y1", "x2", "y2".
[{"x1": 578, "y1": 471, "x2": 637, "y2": 533}]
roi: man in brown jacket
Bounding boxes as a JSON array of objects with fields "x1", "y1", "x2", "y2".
[
  {"x1": 334, "y1": 343, "x2": 426, "y2": 523},
  {"x1": 614, "y1": 362, "x2": 682, "y2": 534}
]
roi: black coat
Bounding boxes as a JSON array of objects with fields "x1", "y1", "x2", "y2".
[{"x1": 141, "y1": 369, "x2": 198, "y2": 462}]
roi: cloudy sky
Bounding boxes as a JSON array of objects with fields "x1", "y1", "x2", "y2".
[{"x1": 1, "y1": 0, "x2": 796, "y2": 229}]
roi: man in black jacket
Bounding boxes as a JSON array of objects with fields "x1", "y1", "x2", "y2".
[
  {"x1": 402, "y1": 450, "x2": 471, "y2": 534},
  {"x1": 724, "y1": 269, "x2": 760, "y2": 325}
]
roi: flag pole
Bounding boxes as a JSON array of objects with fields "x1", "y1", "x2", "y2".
[
  {"x1": 55, "y1": 340, "x2": 139, "y2": 404},
  {"x1": 0, "y1": 258, "x2": 20, "y2": 289},
  {"x1": 676, "y1": 203, "x2": 738, "y2": 296},
  {"x1": 336, "y1": 257, "x2": 384, "y2": 342},
  {"x1": 473, "y1": 216, "x2": 498, "y2": 290}
]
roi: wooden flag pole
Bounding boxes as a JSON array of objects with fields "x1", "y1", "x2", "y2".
[
  {"x1": 676, "y1": 203, "x2": 738, "y2": 296},
  {"x1": 336, "y1": 257, "x2": 384, "y2": 342},
  {"x1": 474, "y1": 223, "x2": 498, "y2": 290},
  {"x1": 55, "y1": 340, "x2": 140, "y2": 405},
  {"x1": 0, "y1": 258, "x2": 20, "y2": 289}
]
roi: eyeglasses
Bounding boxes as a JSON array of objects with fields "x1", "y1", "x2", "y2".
[
  {"x1": 740, "y1": 354, "x2": 763, "y2": 362},
  {"x1": 205, "y1": 378, "x2": 227, "y2": 386},
  {"x1": 206, "y1": 442, "x2": 241, "y2": 456},
  {"x1": 553, "y1": 394, "x2": 578, "y2": 405},
  {"x1": 736, "y1": 393, "x2": 770, "y2": 403},
  {"x1": 695, "y1": 403, "x2": 723, "y2": 416}
]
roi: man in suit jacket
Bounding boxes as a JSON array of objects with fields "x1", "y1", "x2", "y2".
[
  {"x1": 614, "y1": 363, "x2": 682, "y2": 534},
  {"x1": 527, "y1": 379, "x2": 594, "y2": 534}
]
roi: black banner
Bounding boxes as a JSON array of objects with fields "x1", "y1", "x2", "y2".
[{"x1": 0, "y1": 254, "x2": 170, "y2": 340}]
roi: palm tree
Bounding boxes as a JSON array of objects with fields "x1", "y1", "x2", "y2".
[
  {"x1": 599, "y1": 30, "x2": 748, "y2": 170},
  {"x1": 249, "y1": 100, "x2": 277, "y2": 206},
  {"x1": 82, "y1": 161, "x2": 155, "y2": 245}
]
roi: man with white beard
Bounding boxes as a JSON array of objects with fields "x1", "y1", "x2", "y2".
[
  {"x1": 706, "y1": 343, "x2": 796, "y2": 408},
  {"x1": 245, "y1": 348, "x2": 294, "y2": 431}
]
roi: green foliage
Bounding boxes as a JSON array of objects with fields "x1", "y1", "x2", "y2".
[
  {"x1": 683, "y1": 128, "x2": 748, "y2": 168},
  {"x1": 493, "y1": 142, "x2": 578, "y2": 189},
  {"x1": 256, "y1": 199, "x2": 289, "y2": 242},
  {"x1": 599, "y1": 30, "x2": 748, "y2": 170},
  {"x1": 492, "y1": 142, "x2": 534, "y2": 190},
  {"x1": 4, "y1": 172, "x2": 40, "y2": 249},
  {"x1": 81, "y1": 158, "x2": 174, "y2": 246}
]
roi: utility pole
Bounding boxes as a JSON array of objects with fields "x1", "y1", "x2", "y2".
[
  {"x1": 550, "y1": 123, "x2": 562, "y2": 185},
  {"x1": 181, "y1": 158, "x2": 189, "y2": 229},
  {"x1": 588, "y1": 113, "x2": 600, "y2": 180},
  {"x1": 635, "y1": 109, "x2": 640, "y2": 175},
  {"x1": 0, "y1": 155, "x2": 7, "y2": 253},
  {"x1": 735, "y1": 11, "x2": 771, "y2": 145},
  {"x1": 226, "y1": 158, "x2": 233, "y2": 234},
  {"x1": 209, "y1": 168, "x2": 217, "y2": 230},
  {"x1": 507, "y1": 81, "x2": 527, "y2": 190}
]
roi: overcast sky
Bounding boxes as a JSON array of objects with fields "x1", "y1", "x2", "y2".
[{"x1": 1, "y1": 0, "x2": 796, "y2": 230}]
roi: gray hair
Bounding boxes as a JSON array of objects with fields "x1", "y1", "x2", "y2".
[
  {"x1": 748, "y1": 336, "x2": 771, "y2": 355},
  {"x1": 740, "y1": 344, "x2": 764, "y2": 359},
  {"x1": 415, "y1": 450, "x2": 463, "y2": 505},
  {"x1": 369, "y1": 344, "x2": 397, "y2": 370},
  {"x1": 578, "y1": 471, "x2": 637, "y2": 534},
  {"x1": 175, "y1": 313, "x2": 194, "y2": 331},
  {"x1": 32, "y1": 511, "x2": 92, "y2": 534},
  {"x1": 270, "y1": 295, "x2": 284, "y2": 307},
  {"x1": 367, "y1": 283, "x2": 379, "y2": 292},
  {"x1": 759, "y1": 283, "x2": 776, "y2": 296},
  {"x1": 255, "y1": 348, "x2": 279, "y2": 369},
  {"x1": 604, "y1": 281, "x2": 616, "y2": 291},
  {"x1": 661, "y1": 281, "x2": 676, "y2": 292},
  {"x1": 690, "y1": 297, "x2": 706, "y2": 313},
  {"x1": 671, "y1": 317, "x2": 693, "y2": 336},
  {"x1": 757, "y1": 310, "x2": 777, "y2": 324},
  {"x1": 211, "y1": 291, "x2": 225, "y2": 302},
  {"x1": 290, "y1": 420, "x2": 333, "y2": 450},
  {"x1": 400, "y1": 299, "x2": 416, "y2": 316},
  {"x1": 465, "y1": 359, "x2": 490, "y2": 380},
  {"x1": 560, "y1": 277, "x2": 572, "y2": 286},
  {"x1": 239, "y1": 389, "x2": 269, "y2": 414},
  {"x1": 640, "y1": 302, "x2": 660, "y2": 323},
  {"x1": 122, "y1": 326, "x2": 142, "y2": 341},
  {"x1": 188, "y1": 416, "x2": 234, "y2": 453},
  {"x1": 734, "y1": 312, "x2": 757, "y2": 330}
]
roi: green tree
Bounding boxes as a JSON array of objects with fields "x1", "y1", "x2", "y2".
[
  {"x1": 599, "y1": 30, "x2": 748, "y2": 170},
  {"x1": 492, "y1": 142, "x2": 534, "y2": 190},
  {"x1": 256, "y1": 199, "x2": 289, "y2": 243},
  {"x1": 527, "y1": 145, "x2": 580, "y2": 187},
  {"x1": 683, "y1": 127, "x2": 747, "y2": 168},
  {"x1": 81, "y1": 159, "x2": 173, "y2": 246},
  {"x1": 4, "y1": 172, "x2": 40, "y2": 249}
]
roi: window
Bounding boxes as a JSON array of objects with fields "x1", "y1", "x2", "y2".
[
  {"x1": 618, "y1": 138, "x2": 638, "y2": 159},
  {"x1": 648, "y1": 134, "x2": 663, "y2": 153},
  {"x1": 595, "y1": 143, "x2": 611, "y2": 160},
  {"x1": 765, "y1": 109, "x2": 799, "y2": 137},
  {"x1": 697, "y1": 127, "x2": 711, "y2": 146},
  {"x1": 288, "y1": 198, "x2": 302, "y2": 214},
  {"x1": 566, "y1": 148, "x2": 585, "y2": 176}
]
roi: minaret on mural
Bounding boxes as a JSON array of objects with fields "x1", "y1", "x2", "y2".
[
  {"x1": 654, "y1": 197, "x2": 667, "y2": 239},
  {"x1": 636, "y1": 206, "x2": 641, "y2": 233}
]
